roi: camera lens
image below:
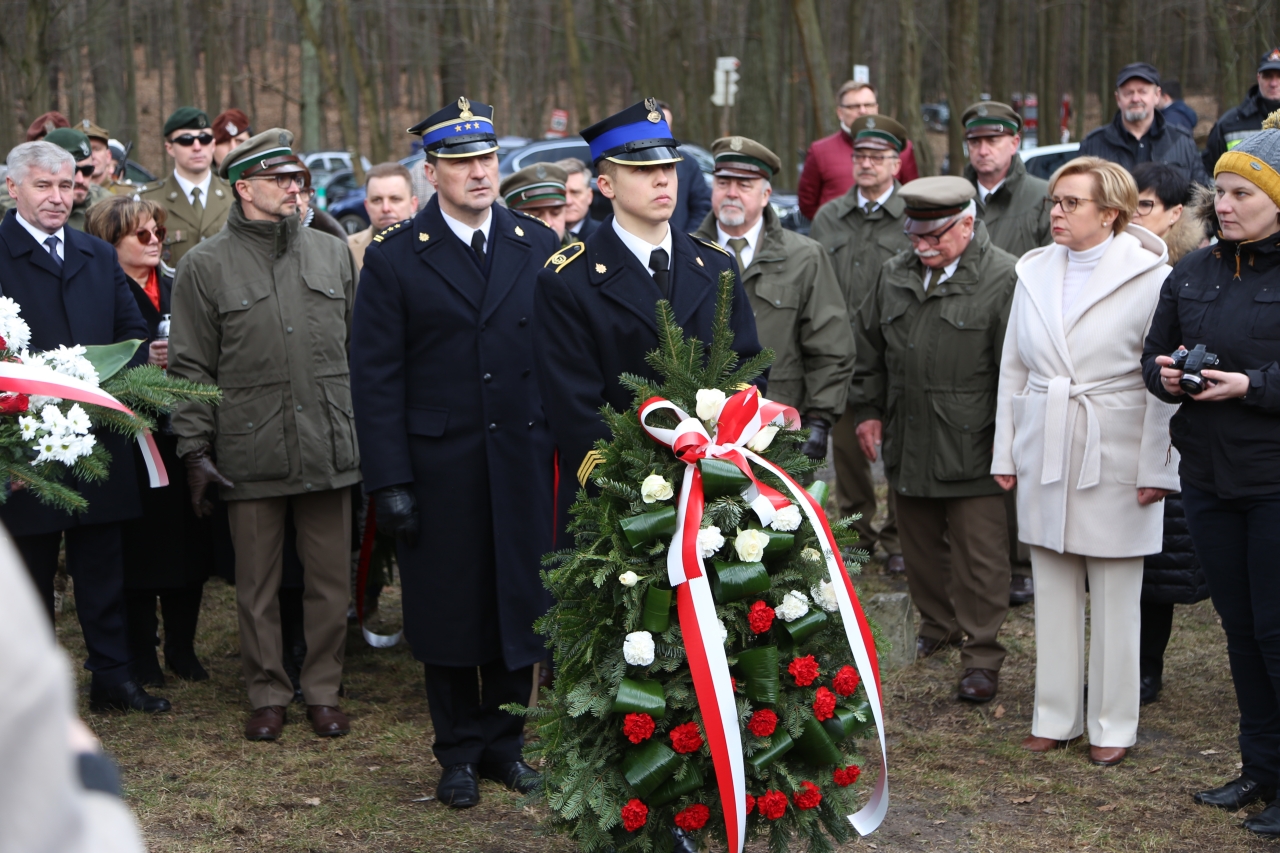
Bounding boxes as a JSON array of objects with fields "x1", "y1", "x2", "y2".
[{"x1": 1180, "y1": 374, "x2": 1204, "y2": 395}]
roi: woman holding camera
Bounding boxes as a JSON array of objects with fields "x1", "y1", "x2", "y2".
[
  {"x1": 993, "y1": 157, "x2": 1181, "y2": 767},
  {"x1": 1142, "y1": 116, "x2": 1280, "y2": 837}
]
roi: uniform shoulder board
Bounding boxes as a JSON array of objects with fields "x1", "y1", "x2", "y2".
[
  {"x1": 372, "y1": 219, "x2": 411, "y2": 243},
  {"x1": 693, "y1": 236, "x2": 732, "y2": 257},
  {"x1": 514, "y1": 209, "x2": 552, "y2": 228},
  {"x1": 159, "y1": 259, "x2": 176, "y2": 279},
  {"x1": 544, "y1": 241, "x2": 586, "y2": 272}
]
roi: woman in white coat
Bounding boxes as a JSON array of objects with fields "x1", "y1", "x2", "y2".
[{"x1": 991, "y1": 157, "x2": 1182, "y2": 767}]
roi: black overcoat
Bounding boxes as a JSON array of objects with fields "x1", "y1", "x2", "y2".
[
  {"x1": 533, "y1": 217, "x2": 764, "y2": 548},
  {"x1": 0, "y1": 210, "x2": 149, "y2": 536},
  {"x1": 350, "y1": 197, "x2": 559, "y2": 671}
]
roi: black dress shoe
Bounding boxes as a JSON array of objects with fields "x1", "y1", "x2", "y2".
[
  {"x1": 1139, "y1": 673, "x2": 1161, "y2": 705},
  {"x1": 89, "y1": 680, "x2": 172, "y2": 714},
  {"x1": 1009, "y1": 575, "x2": 1034, "y2": 605},
  {"x1": 438, "y1": 763, "x2": 480, "y2": 808},
  {"x1": 131, "y1": 651, "x2": 166, "y2": 688},
  {"x1": 670, "y1": 825, "x2": 700, "y2": 853},
  {"x1": 480, "y1": 759, "x2": 541, "y2": 794},
  {"x1": 165, "y1": 648, "x2": 209, "y2": 682},
  {"x1": 1195, "y1": 775, "x2": 1276, "y2": 810},
  {"x1": 1245, "y1": 803, "x2": 1280, "y2": 836}
]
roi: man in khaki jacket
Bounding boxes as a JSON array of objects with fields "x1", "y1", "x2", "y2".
[
  {"x1": 693, "y1": 135, "x2": 854, "y2": 452},
  {"x1": 169, "y1": 129, "x2": 361, "y2": 742},
  {"x1": 348, "y1": 162, "x2": 418, "y2": 272}
]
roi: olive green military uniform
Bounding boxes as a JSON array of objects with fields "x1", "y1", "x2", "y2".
[
  {"x1": 139, "y1": 173, "x2": 233, "y2": 269},
  {"x1": 65, "y1": 182, "x2": 111, "y2": 232},
  {"x1": 851, "y1": 189, "x2": 1017, "y2": 671}
]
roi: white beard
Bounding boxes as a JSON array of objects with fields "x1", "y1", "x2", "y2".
[{"x1": 719, "y1": 205, "x2": 746, "y2": 227}]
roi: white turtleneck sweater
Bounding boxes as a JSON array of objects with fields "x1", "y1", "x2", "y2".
[{"x1": 1061, "y1": 233, "x2": 1114, "y2": 315}]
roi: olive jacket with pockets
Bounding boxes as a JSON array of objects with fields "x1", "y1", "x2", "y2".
[{"x1": 965, "y1": 155, "x2": 1053, "y2": 261}]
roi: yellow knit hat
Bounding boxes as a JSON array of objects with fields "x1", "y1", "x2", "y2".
[{"x1": 1214, "y1": 109, "x2": 1280, "y2": 209}]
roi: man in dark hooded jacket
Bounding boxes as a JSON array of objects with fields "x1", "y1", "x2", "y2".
[{"x1": 1202, "y1": 50, "x2": 1280, "y2": 174}]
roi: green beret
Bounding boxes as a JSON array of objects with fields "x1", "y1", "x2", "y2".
[
  {"x1": 220, "y1": 127, "x2": 309, "y2": 183},
  {"x1": 44, "y1": 128, "x2": 93, "y2": 162},
  {"x1": 850, "y1": 115, "x2": 907, "y2": 152},
  {"x1": 899, "y1": 176, "x2": 976, "y2": 233},
  {"x1": 961, "y1": 101, "x2": 1022, "y2": 139},
  {"x1": 500, "y1": 163, "x2": 568, "y2": 210},
  {"x1": 710, "y1": 136, "x2": 781, "y2": 179},
  {"x1": 163, "y1": 106, "x2": 210, "y2": 137}
]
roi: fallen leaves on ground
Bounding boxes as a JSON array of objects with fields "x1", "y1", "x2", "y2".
[
  {"x1": 1097, "y1": 803, "x2": 1117, "y2": 812},
  {"x1": 994, "y1": 704, "x2": 1006, "y2": 719},
  {"x1": 1011, "y1": 793, "x2": 1038, "y2": 804},
  {"x1": 1200, "y1": 749, "x2": 1221, "y2": 755}
]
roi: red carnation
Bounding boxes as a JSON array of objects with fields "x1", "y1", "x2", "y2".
[
  {"x1": 747, "y1": 708, "x2": 778, "y2": 737},
  {"x1": 0, "y1": 336, "x2": 8, "y2": 350},
  {"x1": 745, "y1": 794, "x2": 756, "y2": 814},
  {"x1": 674, "y1": 803, "x2": 710, "y2": 831},
  {"x1": 833, "y1": 764, "x2": 862, "y2": 787},
  {"x1": 788, "y1": 655, "x2": 819, "y2": 686},
  {"x1": 813, "y1": 686, "x2": 837, "y2": 721},
  {"x1": 623, "y1": 712, "x2": 655, "y2": 744},
  {"x1": 670, "y1": 721, "x2": 704, "y2": 754},
  {"x1": 0, "y1": 393, "x2": 29, "y2": 415},
  {"x1": 621, "y1": 798, "x2": 648, "y2": 832},
  {"x1": 757, "y1": 789, "x2": 788, "y2": 820},
  {"x1": 747, "y1": 600, "x2": 775, "y2": 634},
  {"x1": 731, "y1": 677, "x2": 738, "y2": 692},
  {"x1": 832, "y1": 665, "x2": 860, "y2": 696},
  {"x1": 793, "y1": 780, "x2": 822, "y2": 810}
]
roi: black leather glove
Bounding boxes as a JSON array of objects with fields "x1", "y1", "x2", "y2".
[
  {"x1": 799, "y1": 417, "x2": 831, "y2": 461},
  {"x1": 374, "y1": 486, "x2": 420, "y2": 546},
  {"x1": 183, "y1": 446, "x2": 234, "y2": 518}
]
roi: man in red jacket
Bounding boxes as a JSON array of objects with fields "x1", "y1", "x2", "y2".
[{"x1": 798, "y1": 82, "x2": 920, "y2": 221}]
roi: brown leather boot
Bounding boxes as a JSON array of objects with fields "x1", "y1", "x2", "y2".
[
  {"x1": 307, "y1": 705, "x2": 350, "y2": 737},
  {"x1": 1089, "y1": 745, "x2": 1127, "y2": 766},
  {"x1": 245, "y1": 706, "x2": 286, "y2": 741}
]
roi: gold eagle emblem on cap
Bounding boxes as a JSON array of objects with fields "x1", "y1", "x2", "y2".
[
  {"x1": 645, "y1": 97, "x2": 662, "y2": 123},
  {"x1": 458, "y1": 96, "x2": 473, "y2": 120},
  {"x1": 730, "y1": 136, "x2": 744, "y2": 151}
]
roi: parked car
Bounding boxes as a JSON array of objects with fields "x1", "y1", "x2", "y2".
[
  {"x1": 922, "y1": 103, "x2": 951, "y2": 133},
  {"x1": 327, "y1": 185, "x2": 372, "y2": 235},
  {"x1": 1019, "y1": 142, "x2": 1080, "y2": 180}
]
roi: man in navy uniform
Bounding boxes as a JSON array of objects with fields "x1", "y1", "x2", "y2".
[
  {"x1": 349, "y1": 97, "x2": 558, "y2": 809},
  {"x1": 534, "y1": 99, "x2": 764, "y2": 550}
]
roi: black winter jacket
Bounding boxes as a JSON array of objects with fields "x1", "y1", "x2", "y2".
[
  {"x1": 1141, "y1": 235, "x2": 1280, "y2": 498},
  {"x1": 1202, "y1": 86, "x2": 1280, "y2": 176},
  {"x1": 1141, "y1": 494, "x2": 1208, "y2": 605},
  {"x1": 1080, "y1": 110, "x2": 1210, "y2": 187}
]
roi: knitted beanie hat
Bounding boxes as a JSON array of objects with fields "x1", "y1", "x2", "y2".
[{"x1": 1215, "y1": 109, "x2": 1280, "y2": 208}]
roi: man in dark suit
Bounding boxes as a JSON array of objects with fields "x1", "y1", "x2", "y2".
[
  {"x1": 0, "y1": 140, "x2": 169, "y2": 713},
  {"x1": 659, "y1": 101, "x2": 713, "y2": 234},
  {"x1": 350, "y1": 97, "x2": 559, "y2": 809},
  {"x1": 557, "y1": 157, "x2": 600, "y2": 241}
]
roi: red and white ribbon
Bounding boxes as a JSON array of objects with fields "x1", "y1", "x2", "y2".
[
  {"x1": 0, "y1": 360, "x2": 168, "y2": 487},
  {"x1": 639, "y1": 388, "x2": 888, "y2": 846}
]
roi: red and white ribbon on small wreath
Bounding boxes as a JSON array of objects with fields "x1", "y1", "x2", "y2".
[{"x1": 639, "y1": 387, "x2": 888, "y2": 850}]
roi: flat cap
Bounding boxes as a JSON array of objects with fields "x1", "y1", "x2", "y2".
[
  {"x1": 220, "y1": 127, "x2": 309, "y2": 184},
  {"x1": 163, "y1": 106, "x2": 210, "y2": 138},
  {"x1": 582, "y1": 99, "x2": 682, "y2": 166},
  {"x1": 44, "y1": 128, "x2": 93, "y2": 162},
  {"x1": 850, "y1": 115, "x2": 907, "y2": 152},
  {"x1": 1115, "y1": 62, "x2": 1160, "y2": 89},
  {"x1": 77, "y1": 118, "x2": 110, "y2": 143},
  {"x1": 212, "y1": 109, "x2": 252, "y2": 144},
  {"x1": 711, "y1": 136, "x2": 780, "y2": 179},
  {"x1": 1260, "y1": 48, "x2": 1280, "y2": 73},
  {"x1": 500, "y1": 163, "x2": 568, "y2": 210},
  {"x1": 408, "y1": 96, "x2": 498, "y2": 158},
  {"x1": 962, "y1": 101, "x2": 1021, "y2": 139},
  {"x1": 899, "y1": 176, "x2": 976, "y2": 233}
]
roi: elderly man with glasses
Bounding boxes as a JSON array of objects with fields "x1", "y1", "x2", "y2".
[
  {"x1": 167, "y1": 128, "x2": 361, "y2": 742},
  {"x1": 849, "y1": 175, "x2": 1019, "y2": 703}
]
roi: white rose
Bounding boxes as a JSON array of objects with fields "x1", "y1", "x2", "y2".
[
  {"x1": 623, "y1": 631, "x2": 656, "y2": 666},
  {"x1": 697, "y1": 526, "x2": 725, "y2": 558},
  {"x1": 640, "y1": 474, "x2": 674, "y2": 503},
  {"x1": 696, "y1": 388, "x2": 727, "y2": 421},
  {"x1": 811, "y1": 580, "x2": 840, "y2": 613},
  {"x1": 734, "y1": 528, "x2": 771, "y2": 562},
  {"x1": 618, "y1": 571, "x2": 639, "y2": 587},
  {"x1": 801, "y1": 546, "x2": 823, "y2": 564},
  {"x1": 776, "y1": 590, "x2": 811, "y2": 622},
  {"x1": 770, "y1": 504, "x2": 802, "y2": 532},
  {"x1": 716, "y1": 618, "x2": 728, "y2": 644},
  {"x1": 746, "y1": 425, "x2": 779, "y2": 453}
]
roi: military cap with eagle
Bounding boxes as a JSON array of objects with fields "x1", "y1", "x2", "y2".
[
  {"x1": 407, "y1": 96, "x2": 498, "y2": 158},
  {"x1": 44, "y1": 128, "x2": 93, "y2": 162},
  {"x1": 898, "y1": 175, "x2": 976, "y2": 234},
  {"x1": 219, "y1": 127, "x2": 310, "y2": 184},
  {"x1": 850, "y1": 114, "x2": 908, "y2": 152},
  {"x1": 711, "y1": 135, "x2": 781, "y2": 179},
  {"x1": 580, "y1": 98, "x2": 683, "y2": 166},
  {"x1": 500, "y1": 163, "x2": 568, "y2": 210},
  {"x1": 961, "y1": 101, "x2": 1022, "y2": 139}
]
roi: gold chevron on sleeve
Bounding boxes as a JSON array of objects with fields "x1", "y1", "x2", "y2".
[{"x1": 577, "y1": 449, "x2": 605, "y2": 487}]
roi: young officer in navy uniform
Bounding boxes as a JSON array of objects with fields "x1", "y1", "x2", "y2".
[{"x1": 349, "y1": 97, "x2": 559, "y2": 808}]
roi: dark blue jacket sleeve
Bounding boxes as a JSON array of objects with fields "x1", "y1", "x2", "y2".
[
  {"x1": 684, "y1": 161, "x2": 713, "y2": 231},
  {"x1": 1141, "y1": 270, "x2": 1184, "y2": 404}
]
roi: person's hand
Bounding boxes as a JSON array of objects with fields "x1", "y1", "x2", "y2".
[
  {"x1": 1154, "y1": 354, "x2": 1186, "y2": 396},
  {"x1": 799, "y1": 417, "x2": 831, "y2": 461},
  {"x1": 374, "y1": 486, "x2": 420, "y2": 546},
  {"x1": 1191, "y1": 369, "x2": 1250, "y2": 401},
  {"x1": 68, "y1": 718, "x2": 101, "y2": 754},
  {"x1": 148, "y1": 339, "x2": 169, "y2": 369},
  {"x1": 856, "y1": 420, "x2": 882, "y2": 462},
  {"x1": 994, "y1": 474, "x2": 1017, "y2": 491},
  {"x1": 183, "y1": 446, "x2": 234, "y2": 517},
  {"x1": 1137, "y1": 487, "x2": 1173, "y2": 506}
]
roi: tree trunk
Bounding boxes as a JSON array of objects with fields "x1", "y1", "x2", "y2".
[
  {"x1": 991, "y1": 0, "x2": 1012, "y2": 104},
  {"x1": 172, "y1": 0, "x2": 195, "y2": 107},
  {"x1": 899, "y1": 0, "x2": 933, "y2": 177},
  {"x1": 1037, "y1": 0, "x2": 1061, "y2": 146},
  {"x1": 287, "y1": 0, "x2": 363, "y2": 176},
  {"x1": 562, "y1": 0, "x2": 592, "y2": 127},
  {"x1": 847, "y1": 0, "x2": 864, "y2": 74},
  {"x1": 492, "y1": 0, "x2": 510, "y2": 128},
  {"x1": 946, "y1": 0, "x2": 979, "y2": 174},
  {"x1": 22, "y1": 0, "x2": 54, "y2": 120},
  {"x1": 792, "y1": 0, "x2": 836, "y2": 137},
  {"x1": 66, "y1": 3, "x2": 82, "y2": 124},
  {"x1": 299, "y1": 0, "x2": 322, "y2": 151},
  {"x1": 1205, "y1": 0, "x2": 1239, "y2": 117},
  {"x1": 1074, "y1": 0, "x2": 1089, "y2": 141},
  {"x1": 90, "y1": 1, "x2": 126, "y2": 133},
  {"x1": 334, "y1": 0, "x2": 386, "y2": 167}
]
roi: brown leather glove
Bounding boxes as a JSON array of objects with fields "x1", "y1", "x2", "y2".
[{"x1": 183, "y1": 446, "x2": 234, "y2": 517}]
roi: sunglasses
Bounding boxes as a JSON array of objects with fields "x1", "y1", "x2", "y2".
[
  {"x1": 133, "y1": 226, "x2": 167, "y2": 245},
  {"x1": 75, "y1": 164, "x2": 95, "y2": 177},
  {"x1": 169, "y1": 133, "x2": 214, "y2": 147}
]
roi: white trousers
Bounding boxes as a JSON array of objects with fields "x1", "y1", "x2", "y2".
[{"x1": 1029, "y1": 546, "x2": 1143, "y2": 747}]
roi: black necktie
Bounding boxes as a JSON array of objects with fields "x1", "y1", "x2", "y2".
[
  {"x1": 649, "y1": 248, "x2": 670, "y2": 299},
  {"x1": 44, "y1": 235, "x2": 62, "y2": 268},
  {"x1": 470, "y1": 229, "x2": 486, "y2": 266}
]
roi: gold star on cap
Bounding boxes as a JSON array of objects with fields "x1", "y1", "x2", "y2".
[{"x1": 595, "y1": 263, "x2": 606, "y2": 274}]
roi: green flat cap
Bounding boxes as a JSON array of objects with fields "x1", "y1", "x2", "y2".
[
  {"x1": 501, "y1": 163, "x2": 568, "y2": 210},
  {"x1": 44, "y1": 128, "x2": 93, "y2": 162},
  {"x1": 899, "y1": 176, "x2": 976, "y2": 233},
  {"x1": 710, "y1": 136, "x2": 780, "y2": 179},
  {"x1": 77, "y1": 118, "x2": 110, "y2": 143},
  {"x1": 163, "y1": 106, "x2": 210, "y2": 137},
  {"x1": 851, "y1": 114, "x2": 907, "y2": 152},
  {"x1": 962, "y1": 101, "x2": 1022, "y2": 139},
  {"x1": 220, "y1": 127, "x2": 309, "y2": 184}
]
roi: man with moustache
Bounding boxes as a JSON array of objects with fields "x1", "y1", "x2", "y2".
[{"x1": 140, "y1": 108, "x2": 233, "y2": 268}]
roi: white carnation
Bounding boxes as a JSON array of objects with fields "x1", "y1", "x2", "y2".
[
  {"x1": 770, "y1": 504, "x2": 802, "y2": 531},
  {"x1": 623, "y1": 631, "x2": 656, "y2": 666},
  {"x1": 640, "y1": 473, "x2": 674, "y2": 503},
  {"x1": 38, "y1": 345, "x2": 98, "y2": 386},
  {"x1": 746, "y1": 425, "x2": 779, "y2": 453},
  {"x1": 811, "y1": 580, "x2": 840, "y2": 613},
  {"x1": 716, "y1": 618, "x2": 728, "y2": 644},
  {"x1": 695, "y1": 388, "x2": 726, "y2": 421},
  {"x1": 618, "y1": 570, "x2": 639, "y2": 587},
  {"x1": 776, "y1": 590, "x2": 810, "y2": 622},
  {"x1": 0, "y1": 297, "x2": 30, "y2": 351},
  {"x1": 697, "y1": 525, "x2": 725, "y2": 558},
  {"x1": 734, "y1": 528, "x2": 771, "y2": 562},
  {"x1": 801, "y1": 546, "x2": 823, "y2": 564},
  {"x1": 18, "y1": 415, "x2": 40, "y2": 441}
]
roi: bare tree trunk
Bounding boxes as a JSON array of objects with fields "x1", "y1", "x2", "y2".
[
  {"x1": 22, "y1": 0, "x2": 54, "y2": 119},
  {"x1": 89, "y1": 0, "x2": 128, "y2": 133},
  {"x1": 946, "y1": 0, "x2": 979, "y2": 174},
  {"x1": 1205, "y1": 0, "x2": 1239, "y2": 117},
  {"x1": 287, "y1": 0, "x2": 364, "y2": 177},
  {"x1": 1074, "y1": 0, "x2": 1089, "y2": 141},
  {"x1": 334, "y1": 0, "x2": 386, "y2": 166},
  {"x1": 300, "y1": 0, "x2": 322, "y2": 150},
  {"x1": 66, "y1": 3, "x2": 83, "y2": 123},
  {"x1": 562, "y1": 0, "x2": 592, "y2": 126},
  {"x1": 899, "y1": 0, "x2": 933, "y2": 176},
  {"x1": 847, "y1": 0, "x2": 864, "y2": 74},
  {"x1": 493, "y1": 0, "x2": 510, "y2": 128},
  {"x1": 792, "y1": 0, "x2": 836, "y2": 137},
  {"x1": 203, "y1": 0, "x2": 222, "y2": 112},
  {"x1": 991, "y1": 0, "x2": 1012, "y2": 103},
  {"x1": 172, "y1": 0, "x2": 195, "y2": 106},
  {"x1": 1037, "y1": 0, "x2": 1061, "y2": 146}
]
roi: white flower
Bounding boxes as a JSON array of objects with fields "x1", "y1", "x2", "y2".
[
  {"x1": 801, "y1": 546, "x2": 823, "y2": 564},
  {"x1": 716, "y1": 618, "x2": 728, "y2": 644},
  {"x1": 746, "y1": 425, "x2": 779, "y2": 453},
  {"x1": 64, "y1": 404, "x2": 91, "y2": 435},
  {"x1": 39, "y1": 405, "x2": 66, "y2": 431},
  {"x1": 640, "y1": 473, "x2": 674, "y2": 504},
  {"x1": 0, "y1": 297, "x2": 31, "y2": 351},
  {"x1": 623, "y1": 631, "x2": 656, "y2": 666},
  {"x1": 18, "y1": 415, "x2": 41, "y2": 441},
  {"x1": 618, "y1": 571, "x2": 639, "y2": 587},
  {"x1": 770, "y1": 504, "x2": 802, "y2": 532},
  {"x1": 776, "y1": 590, "x2": 811, "y2": 622},
  {"x1": 697, "y1": 526, "x2": 725, "y2": 558},
  {"x1": 695, "y1": 388, "x2": 726, "y2": 421},
  {"x1": 34, "y1": 436, "x2": 59, "y2": 463},
  {"x1": 734, "y1": 528, "x2": 771, "y2": 562},
  {"x1": 38, "y1": 345, "x2": 98, "y2": 387},
  {"x1": 811, "y1": 581, "x2": 840, "y2": 613}
]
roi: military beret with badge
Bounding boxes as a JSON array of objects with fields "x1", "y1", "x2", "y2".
[
  {"x1": 44, "y1": 128, "x2": 94, "y2": 163},
  {"x1": 163, "y1": 106, "x2": 211, "y2": 138}
]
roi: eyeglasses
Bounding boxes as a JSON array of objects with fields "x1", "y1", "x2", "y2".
[
  {"x1": 904, "y1": 216, "x2": 962, "y2": 246},
  {"x1": 133, "y1": 226, "x2": 167, "y2": 245},
  {"x1": 74, "y1": 164, "x2": 95, "y2": 178},
  {"x1": 249, "y1": 174, "x2": 309, "y2": 190},
  {"x1": 1135, "y1": 199, "x2": 1158, "y2": 215},
  {"x1": 839, "y1": 101, "x2": 878, "y2": 111},
  {"x1": 853, "y1": 152, "x2": 897, "y2": 163},
  {"x1": 169, "y1": 133, "x2": 214, "y2": 147},
  {"x1": 1043, "y1": 195, "x2": 1097, "y2": 213}
]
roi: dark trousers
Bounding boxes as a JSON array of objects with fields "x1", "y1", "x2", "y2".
[
  {"x1": 15, "y1": 523, "x2": 132, "y2": 687},
  {"x1": 424, "y1": 660, "x2": 533, "y2": 767},
  {"x1": 124, "y1": 586, "x2": 203, "y2": 663},
  {"x1": 1182, "y1": 482, "x2": 1280, "y2": 787},
  {"x1": 1139, "y1": 600, "x2": 1176, "y2": 680}
]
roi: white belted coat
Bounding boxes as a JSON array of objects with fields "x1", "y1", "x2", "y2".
[{"x1": 991, "y1": 225, "x2": 1181, "y2": 557}]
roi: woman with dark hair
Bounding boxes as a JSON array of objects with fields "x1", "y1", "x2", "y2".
[{"x1": 85, "y1": 196, "x2": 214, "y2": 685}]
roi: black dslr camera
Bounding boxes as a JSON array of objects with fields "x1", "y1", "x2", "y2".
[{"x1": 1169, "y1": 344, "x2": 1220, "y2": 395}]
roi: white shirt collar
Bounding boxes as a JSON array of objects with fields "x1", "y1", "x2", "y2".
[
  {"x1": 173, "y1": 170, "x2": 212, "y2": 207},
  {"x1": 924, "y1": 257, "x2": 962, "y2": 290},
  {"x1": 977, "y1": 179, "x2": 1004, "y2": 205},
  {"x1": 15, "y1": 211, "x2": 65, "y2": 260},
  {"x1": 440, "y1": 205, "x2": 493, "y2": 248},
  {"x1": 569, "y1": 218, "x2": 585, "y2": 235},
  {"x1": 612, "y1": 217, "x2": 673, "y2": 276},
  {"x1": 715, "y1": 215, "x2": 766, "y2": 270},
  {"x1": 856, "y1": 184, "x2": 895, "y2": 212}
]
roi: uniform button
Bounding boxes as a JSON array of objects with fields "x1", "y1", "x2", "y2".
[
  {"x1": 483, "y1": 373, "x2": 492, "y2": 382},
  {"x1": 296, "y1": 404, "x2": 303, "y2": 411},
  {"x1": 908, "y1": 415, "x2": 915, "y2": 422},
  {"x1": 287, "y1": 326, "x2": 293, "y2": 333},
  {"x1": 480, "y1": 323, "x2": 487, "y2": 331},
  {"x1": 241, "y1": 299, "x2": 249, "y2": 306},
  {"x1": 527, "y1": 421, "x2": 534, "y2": 429},
  {"x1": 519, "y1": 317, "x2": 528, "y2": 327},
  {"x1": 247, "y1": 422, "x2": 253, "y2": 428},
  {"x1": 962, "y1": 425, "x2": 970, "y2": 431},
  {"x1": 908, "y1": 343, "x2": 914, "y2": 349},
  {"x1": 488, "y1": 423, "x2": 497, "y2": 432},
  {"x1": 957, "y1": 321, "x2": 964, "y2": 327},
  {"x1": 305, "y1": 483, "x2": 313, "y2": 491},
  {"x1": 775, "y1": 300, "x2": 781, "y2": 306},
  {"x1": 522, "y1": 369, "x2": 531, "y2": 378},
  {"x1": 329, "y1": 288, "x2": 335, "y2": 294}
]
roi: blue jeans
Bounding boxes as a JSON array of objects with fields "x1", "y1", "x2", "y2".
[{"x1": 1182, "y1": 482, "x2": 1280, "y2": 788}]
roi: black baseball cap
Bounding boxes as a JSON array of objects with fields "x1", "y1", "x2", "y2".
[
  {"x1": 1115, "y1": 62, "x2": 1161, "y2": 89},
  {"x1": 1259, "y1": 48, "x2": 1280, "y2": 73}
]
